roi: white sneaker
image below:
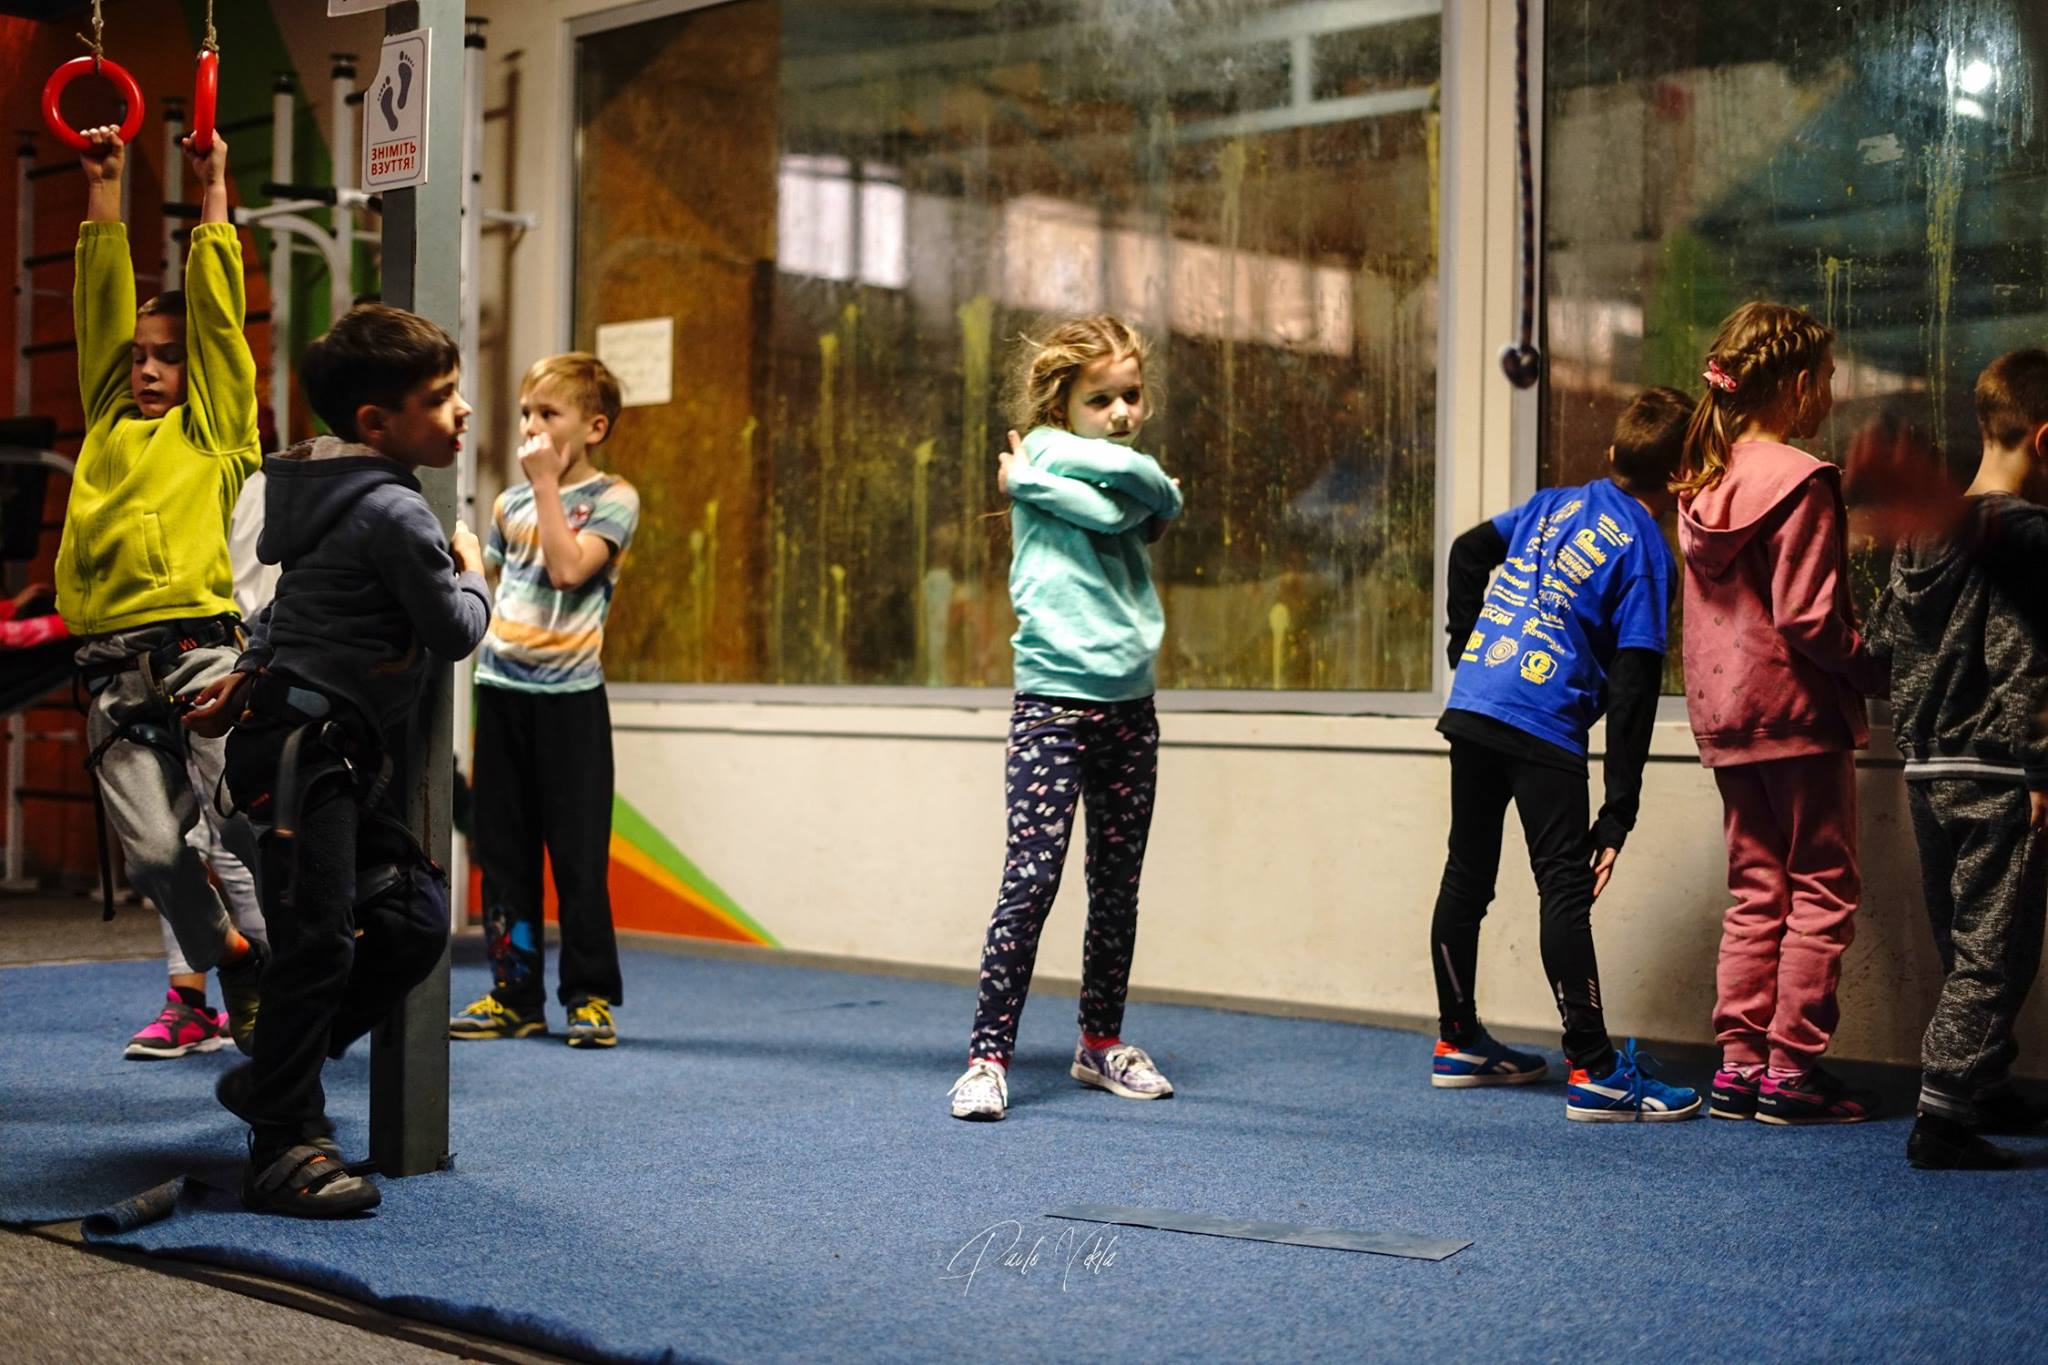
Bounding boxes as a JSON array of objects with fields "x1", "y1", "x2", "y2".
[{"x1": 949, "y1": 1060, "x2": 1009, "y2": 1121}]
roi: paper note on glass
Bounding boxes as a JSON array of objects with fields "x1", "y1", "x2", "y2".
[{"x1": 596, "y1": 318, "x2": 675, "y2": 408}]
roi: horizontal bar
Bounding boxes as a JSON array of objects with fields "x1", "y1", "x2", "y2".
[
  {"x1": 1174, "y1": 85, "x2": 1434, "y2": 143},
  {"x1": 15, "y1": 787, "x2": 90, "y2": 803},
  {"x1": 236, "y1": 198, "x2": 330, "y2": 223},
  {"x1": 26, "y1": 162, "x2": 73, "y2": 181},
  {"x1": 262, "y1": 181, "x2": 339, "y2": 204},
  {"x1": 22, "y1": 250, "x2": 72, "y2": 269},
  {"x1": 22, "y1": 315, "x2": 251, "y2": 360},
  {"x1": 163, "y1": 201, "x2": 201, "y2": 220}
]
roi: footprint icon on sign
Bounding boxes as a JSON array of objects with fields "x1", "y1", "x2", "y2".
[
  {"x1": 397, "y1": 51, "x2": 414, "y2": 109},
  {"x1": 377, "y1": 76, "x2": 399, "y2": 132}
]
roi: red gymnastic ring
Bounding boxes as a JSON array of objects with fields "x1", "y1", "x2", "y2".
[
  {"x1": 40, "y1": 56, "x2": 146, "y2": 152},
  {"x1": 190, "y1": 49, "x2": 219, "y2": 154}
]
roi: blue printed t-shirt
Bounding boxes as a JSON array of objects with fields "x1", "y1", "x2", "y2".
[
  {"x1": 477, "y1": 472, "x2": 640, "y2": 694},
  {"x1": 1444, "y1": 480, "x2": 1672, "y2": 756}
]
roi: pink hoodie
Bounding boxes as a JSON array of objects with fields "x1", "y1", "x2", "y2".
[{"x1": 1677, "y1": 439, "x2": 1885, "y2": 766}]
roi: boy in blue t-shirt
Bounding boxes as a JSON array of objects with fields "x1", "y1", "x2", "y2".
[{"x1": 1427, "y1": 387, "x2": 1702, "y2": 1122}]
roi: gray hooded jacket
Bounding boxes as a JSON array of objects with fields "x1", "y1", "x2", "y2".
[
  {"x1": 1871, "y1": 492, "x2": 2048, "y2": 788},
  {"x1": 237, "y1": 435, "x2": 490, "y2": 735}
]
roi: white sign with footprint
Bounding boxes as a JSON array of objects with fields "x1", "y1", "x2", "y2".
[{"x1": 363, "y1": 28, "x2": 430, "y2": 192}]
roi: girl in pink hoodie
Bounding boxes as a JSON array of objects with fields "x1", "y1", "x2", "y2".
[{"x1": 1676, "y1": 301, "x2": 1887, "y2": 1127}]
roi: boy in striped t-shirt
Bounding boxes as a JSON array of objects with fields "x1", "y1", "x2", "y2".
[{"x1": 450, "y1": 354, "x2": 640, "y2": 1048}]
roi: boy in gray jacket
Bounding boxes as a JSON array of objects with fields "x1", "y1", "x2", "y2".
[
  {"x1": 185, "y1": 305, "x2": 491, "y2": 1215},
  {"x1": 1873, "y1": 348, "x2": 2048, "y2": 1170}
]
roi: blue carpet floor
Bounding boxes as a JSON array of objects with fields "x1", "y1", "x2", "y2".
[{"x1": 3, "y1": 948, "x2": 2045, "y2": 1363}]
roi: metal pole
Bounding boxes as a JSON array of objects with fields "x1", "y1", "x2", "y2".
[
  {"x1": 269, "y1": 71, "x2": 295, "y2": 446},
  {"x1": 370, "y1": 0, "x2": 461, "y2": 1181},
  {"x1": 6, "y1": 133, "x2": 32, "y2": 889},
  {"x1": 449, "y1": 16, "x2": 488, "y2": 928},
  {"x1": 330, "y1": 54, "x2": 357, "y2": 319},
  {"x1": 162, "y1": 99, "x2": 185, "y2": 292},
  {"x1": 459, "y1": 16, "x2": 484, "y2": 528},
  {"x1": 13, "y1": 134, "x2": 31, "y2": 416}
]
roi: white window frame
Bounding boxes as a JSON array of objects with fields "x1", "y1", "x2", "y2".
[{"x1": 561, "y1": 0, "x2": 1543, "y2": 716}]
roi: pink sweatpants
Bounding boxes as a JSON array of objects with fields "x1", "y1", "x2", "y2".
[{"x1": 1711, "y1": 751, "x2": 1860, "y2": 1072}]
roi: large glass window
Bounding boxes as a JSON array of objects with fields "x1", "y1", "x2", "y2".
[
  {"x1": 571, "y1": 0, "x2": 1443, "y2": 691},
  {"x1": 1544, "y1": 0, "x2": 2048, "y2": 670}
]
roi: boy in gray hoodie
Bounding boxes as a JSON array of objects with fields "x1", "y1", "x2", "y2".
[
  {"x1": 185, "y1": 305, "x2": 491, "y2": 1216},
  {"x1": 1872, "y1": 349, "x2": 2048, "y2": 1170}
]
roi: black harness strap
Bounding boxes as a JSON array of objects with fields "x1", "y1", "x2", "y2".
[
  {"x1": 248, "y1": 678, "x2": 389, "y2": 911},
  {"x1": 75, "y1": 615, "x2": 245, "y2": 920}
]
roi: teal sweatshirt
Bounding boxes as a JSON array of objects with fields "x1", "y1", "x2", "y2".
[{"x1": 1006, "y1": 426, "x2": 1183, "y2": 701}]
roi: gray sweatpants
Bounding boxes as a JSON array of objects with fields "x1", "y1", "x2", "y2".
[
  {"x1": 1907, "y1": 777, "x2": 2048, "y2": 1122},
  {"x1": 83, "y1": 636, "x2": 258, "y2": 973}
]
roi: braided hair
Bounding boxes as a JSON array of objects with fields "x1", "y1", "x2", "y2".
[{"x1": 1675, "y1": 301, "x2": 1835, "y2": 496}]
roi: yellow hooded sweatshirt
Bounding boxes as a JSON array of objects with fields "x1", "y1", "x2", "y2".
[{"x1": 57, "y1": 221, "x2": 259, "y2": 637}]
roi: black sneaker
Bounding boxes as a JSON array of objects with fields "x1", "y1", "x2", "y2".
[
  {"x1": 243, "y1": 1139, "x2": 380, "y2": 1218},
  {"x1": 1709, "y1": 1067, "x2": 1761, "y2": 1120},
  {"x1": 1755, "y1": 1066, "x2": 1880, "y2": 1125},
  {"x1": 1974, "y1": 1087, "x2": 2048, "y2": 1136},
  {"x1": 215, "y1": 940, "x2": 268, "y2": 1056},
  {"x1": 448, "y1": 994, "x2": 547, "y2": 1040},
  {"x1": 1908, "y1": 1114, "x2": 2022, "y2": 1170}
]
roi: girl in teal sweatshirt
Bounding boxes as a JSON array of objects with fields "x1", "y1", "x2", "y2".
[{"x1": 949, "y1": 315, "x2": 1183, "y2": 1122}]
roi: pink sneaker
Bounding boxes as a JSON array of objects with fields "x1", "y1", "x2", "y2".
[{"x1": 123, "y1": 991, "x2": 231, "y2": 1060}]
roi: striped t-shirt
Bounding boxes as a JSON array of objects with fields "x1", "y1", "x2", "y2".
[{"x1": 476, "y1": 472, "x2": 640, "y2": 694}]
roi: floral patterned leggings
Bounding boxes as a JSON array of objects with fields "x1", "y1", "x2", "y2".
[{"x1": 968, "y1": 695, "x2": 1160, "y2": 1064}]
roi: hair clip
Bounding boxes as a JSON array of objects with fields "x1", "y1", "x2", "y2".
[{"x1": 1702, "y1": 360, "x2": 1738, "y2": 393}]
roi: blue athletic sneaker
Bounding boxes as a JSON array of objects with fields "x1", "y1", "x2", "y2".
[
  {"x1": 1566, "y1": 1041, "x2": 1701, "y2": 1122},
  {"x1": 1432, "y1": 1032, "x2": 1549, "y2": 1088}
]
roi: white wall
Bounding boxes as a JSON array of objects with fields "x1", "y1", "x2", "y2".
[
  {"x1": 382, "y1": 0, "x2": 2042, "y2": 1075},
  {"x1": 611, "y1": 698, "x2": 1990, "y2": 1071}
]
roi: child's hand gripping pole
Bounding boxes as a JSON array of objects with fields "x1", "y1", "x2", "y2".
[{"x1": 451, "y1": 520, "x2": 484, "y2": 577}]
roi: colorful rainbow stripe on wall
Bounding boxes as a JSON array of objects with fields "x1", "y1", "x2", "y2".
[
  {"x1": 606, "y1": 796, "x2": 775, "y2": 945},
  {"x1": 470, "y1": 795, "x2": 775, "y2": 947}
]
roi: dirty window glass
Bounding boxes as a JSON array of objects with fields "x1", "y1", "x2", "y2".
[
  {"x1": 572, "y1": 0, "x2": 1443, "y2": 690},
  {"x1": 1543, "y1": 1, "x2": 2048, "y2": 687}
]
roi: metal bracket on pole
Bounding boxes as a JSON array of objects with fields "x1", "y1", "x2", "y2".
[{"x1": 369, "y1": 0, "x2": 463, "y2": 1182}]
